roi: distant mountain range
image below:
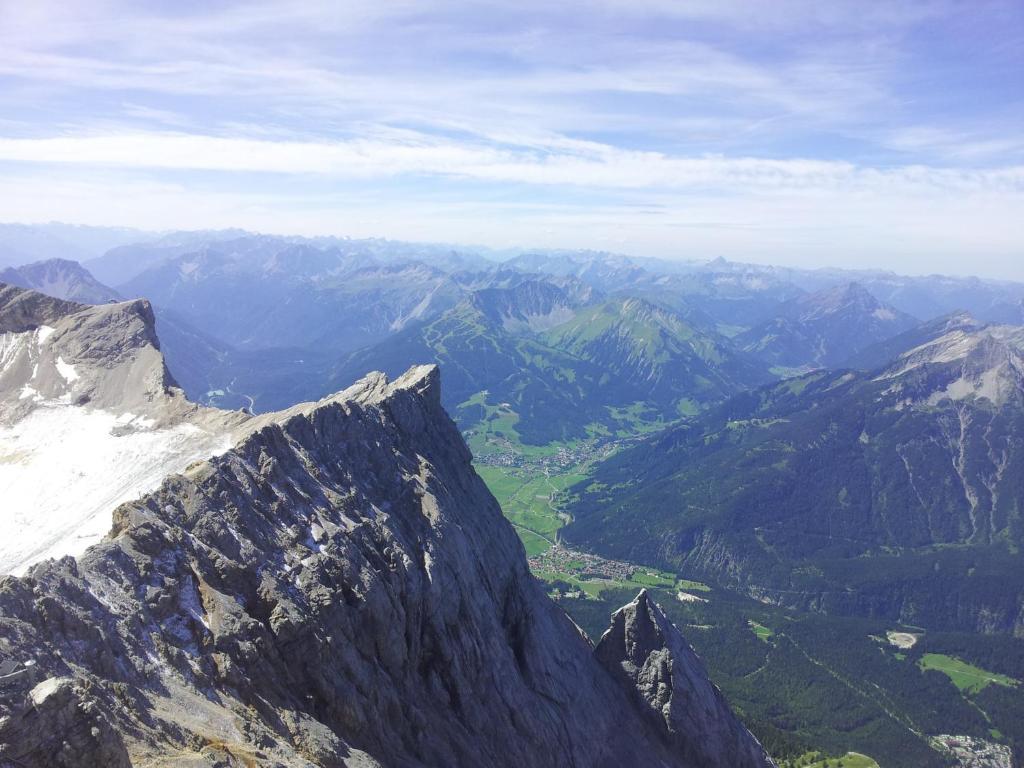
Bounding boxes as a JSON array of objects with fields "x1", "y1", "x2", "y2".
[
  {"x1": 563, "y1": 319, "x2": 1024, "y2": 634},
  {"x1": 115, "y1": 238, "x2": 492, "y2": 352},
  {"x1": 736, "y1": 282, "x2": 919, "y2": 370},
  {"x1": 0, "y1": 222, "x2": 157, "y2": 268},
  {"x1": 332, "y1": 284, "x2": 772, "y2": 444},
  {"x1": 5, "y1": 227, "x2": 1023, "y2": 450}
]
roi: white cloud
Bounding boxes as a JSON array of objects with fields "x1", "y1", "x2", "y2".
[
  {"x1": 0, "y1": 0, "x2": 1019, "y2": 279},
  {"x1": 0, "y1": 0, "x2": 916, "y2": 142},
  {"x1": 0, "y1": 131, "x2": 1020, "y2": 196},
  {"x1": 0, "y1": 147, "x2": 1019, "y2": 280}
]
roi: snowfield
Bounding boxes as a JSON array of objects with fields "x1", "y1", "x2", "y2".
[{"x1": 0, "y1": 403, "x2": 232, "y2": 575}]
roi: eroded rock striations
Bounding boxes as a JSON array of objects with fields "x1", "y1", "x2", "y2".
[
  {"x1": 0, "y1": 285, "x2": 772, "y2": 766},
  {"x1": 596, "y1": 590, "x2": 772, "y2": 768}
]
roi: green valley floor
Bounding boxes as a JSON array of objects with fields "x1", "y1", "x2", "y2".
[{"x1": 468, "y1": 424, "x2": 1024, "y2": 768}]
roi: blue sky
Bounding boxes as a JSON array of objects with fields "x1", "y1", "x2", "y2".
[{"x1": 0, "y1": 0, "x2": 1021, "y2": 277}]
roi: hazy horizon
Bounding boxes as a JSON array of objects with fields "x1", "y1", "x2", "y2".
[
  {"x1": 4, "y1": 217, "x2": 1024, "y2": 285},
  {"x1": 0, "y1": 1, "x2": 1021, "y2": 279}
]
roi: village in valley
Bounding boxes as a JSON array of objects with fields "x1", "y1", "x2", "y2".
[{"x1": 932, "y1": 735, "x2": 1013, "y2": 768}]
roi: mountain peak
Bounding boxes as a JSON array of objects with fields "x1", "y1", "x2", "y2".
[
  {"x1": 341, "y1": 362, "x2": 440, "y2": 406},
  {"x1": 596, "y1": 590, "x2": 775, "y2": 768},
  {"x1": 800, "y1": 281, "x2": 882, "y2": 318},
  {"x1": 468, "y1": 279, "x2": 582, "y2": 333},
  {"x1": 943, "y1": 309, "x2": 981, "y2": 329},
  {"x1": 0, "y1": 281, "x2": 84, "y2": 332},
  {"x1": 882, "y1": 324, "x2": 1024, "y2": 405},
  {"x1": 0, "y1": 349, "x2": 754, "y2": 766},
  {"x1": 739, "y1": 281, "x2": 917, "y2": 368},
  {"x1": 0, "y1": 283, "x2": 245, "y2": 575},
  {"x1": 267, "y1": 363, "x2": 443, "y2": 430},
  {"x1": 0, "y1": 259, "x2": 120, "y2": 304},
  {"x1": 0, "y1": 285, "x2": 176, "y2": 419}
]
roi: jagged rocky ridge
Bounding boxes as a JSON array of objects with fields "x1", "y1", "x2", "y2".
[
  {"x1": 595, "y1": 590, "x2": 772, "y2": 768},
  {"x1": 0, "y1": 352, "x2": 771, "y2": 765}
]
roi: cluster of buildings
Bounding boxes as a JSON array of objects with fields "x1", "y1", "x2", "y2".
[
  {"x1": 528, "y1": 542, "x2": 637, "y2": 583},
  {"x1": 473, "y1": 450, "x2": 524, "y2": 468},
  {"x1": 932, "y1": 735, "x2": 1012, "y2": 768},
  {"x1": 471, "y1": 435, "x2": 619, "y2": 472}
]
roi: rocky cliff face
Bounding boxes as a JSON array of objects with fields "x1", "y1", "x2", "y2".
[
  {"x1": 0, "y1": 340, "x2": 772, "y2": 765},
  {"x1": 595, "y1": 590, "x2": 772, "y2": 768}
]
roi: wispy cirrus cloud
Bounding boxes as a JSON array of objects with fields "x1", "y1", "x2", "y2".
[
  {"x1": 0, "y1": 0, "x2": 932, "y2": 142},
  {"x1": 1, "y1": 131, "x2": 1020, "y2": 194},
  {"x1": 0, "y1": 0, "x2": 1021, "y2": 276}
]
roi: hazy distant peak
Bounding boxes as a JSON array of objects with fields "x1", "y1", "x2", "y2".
[
  {"x1": 940, "y1": 308, "x2": 982, "y2": 327},
  {"x1": 0, "y1": 258, "x2": 120, "y2": 304},
  {"x1": 798, "y1": 281, "x2": 882, "y2": 316},
  {"x1": 468, "y1": 278, "x2": 583, "y2": 333},
  {"x1": 890, "y1": 325, "x2": 1023, "y2": 369}
]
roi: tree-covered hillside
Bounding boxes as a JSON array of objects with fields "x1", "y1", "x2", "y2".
[
  {"x1": 334, "y1": 286, "x2": 770, "y2": 444},
  {"x1": 564, "y1": 324, "x2": 1024, "y2": 633}
]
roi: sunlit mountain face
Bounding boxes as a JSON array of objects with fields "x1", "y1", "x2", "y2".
[
  {"x1": 1, "y1": 2, "x2": 1022, "y2": 767},
  {"x1": 3, "y1": 222, "x2": 1023, "y2": 765}
]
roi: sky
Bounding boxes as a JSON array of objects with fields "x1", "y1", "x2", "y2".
[{"x1": 0, "y1": 0, "x2": 1022, "y2": 278}]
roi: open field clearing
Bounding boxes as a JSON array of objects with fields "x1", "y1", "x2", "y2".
[
  {"x1": 780, "y1": 751, "x2": 880, "y2": 768},
  {"x1": 917, "y1": 653, "x2": 1017, "y2": 694}
]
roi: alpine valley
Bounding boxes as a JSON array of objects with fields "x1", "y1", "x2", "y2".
[{"x1": 2, "y1": 226, "x2": 1024, "y2": 767}]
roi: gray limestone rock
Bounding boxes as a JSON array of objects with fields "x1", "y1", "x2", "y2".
[
  {"x1": 0, "y1": 283, "x2": 773, "y2": 767},
  {"x1": 595, "y1": 590, "x2": 774, "y2": 768},
  {"x1": 0, "y1": 676, "x2": 133, "y2": 767}
]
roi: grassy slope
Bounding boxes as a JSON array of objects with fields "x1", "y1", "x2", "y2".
[
  {"x1": 780, "y1": 752, "x2": 880, "y2": 768},
  {"x1": 918, "y1": 653, "x2": 1018, "y2": 694}
]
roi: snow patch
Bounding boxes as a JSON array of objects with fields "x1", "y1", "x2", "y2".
[
  {"x1": 36, "y1": 325, "x2": 55, "y2": 344},
  {"x1": 0, "y1": 405, "x2": 233, "y2": 575},
  {"x1": 54, "y1": 356, "x2": 79, "y2": 383},
  {"x1": 115, "y1": 412, "x2": 156, "y2": 429},
  {"x1": 179, "y1": 576, "x2": 211, "y2": 631}
]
